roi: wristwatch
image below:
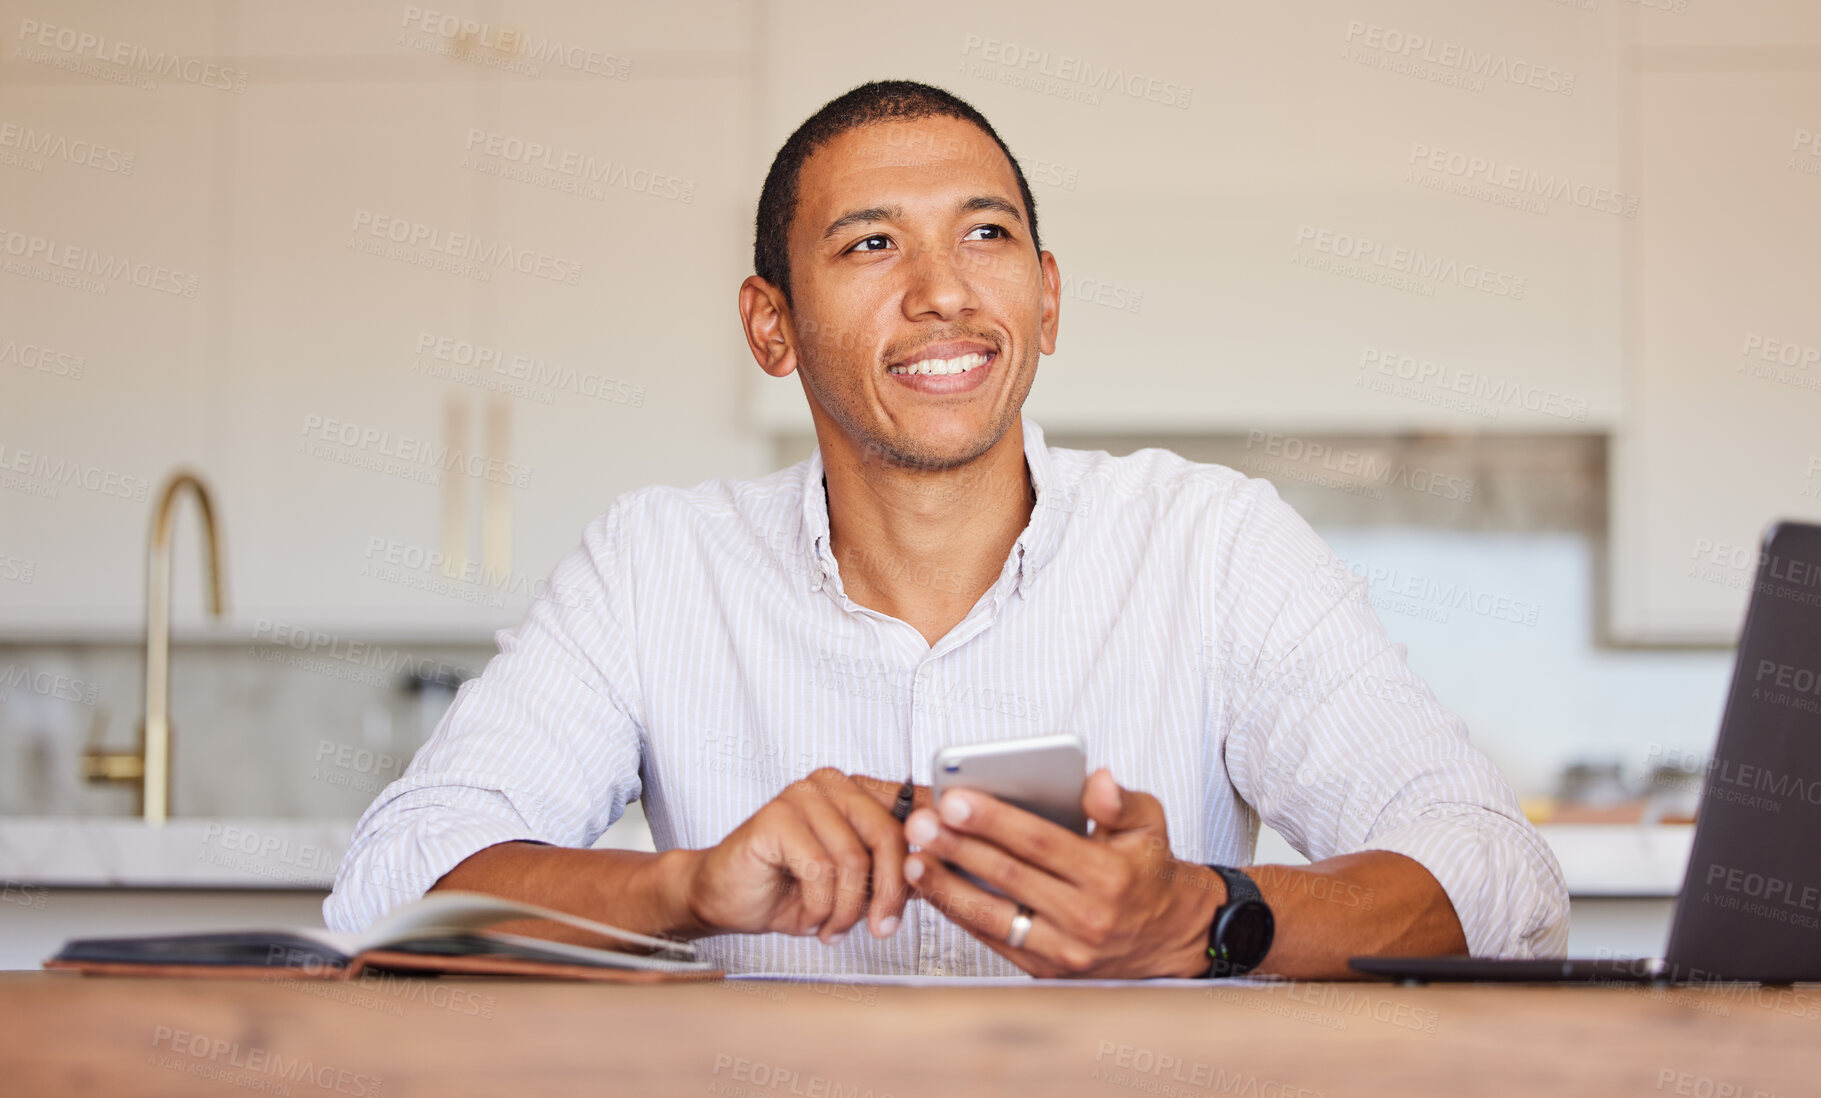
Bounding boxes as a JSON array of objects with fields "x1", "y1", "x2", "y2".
[{"x1": 1202, "y1": 865, "x2": 1275, "y2": 977}]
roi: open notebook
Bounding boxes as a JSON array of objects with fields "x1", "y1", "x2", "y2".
[{"x1": 44, "y1": 891, "x2": 722, "y2": 983}]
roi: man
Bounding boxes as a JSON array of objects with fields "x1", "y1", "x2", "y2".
[{"x1": 327, "y1": 80, "x2": 1568, "y2": 978}]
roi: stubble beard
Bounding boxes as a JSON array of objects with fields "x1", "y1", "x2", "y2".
[{"x1": 797, "y1": 337, "x2": 1029, "y2": 476}]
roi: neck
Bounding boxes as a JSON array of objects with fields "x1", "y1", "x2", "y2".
[{"x1": 817, "y1": 421, "x2": 1035, "y2": 646}]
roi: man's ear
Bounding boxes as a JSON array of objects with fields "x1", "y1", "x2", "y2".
[
  {"x1": 739, "y1": 275, "x2": 797, "y2": 378},
  {"x1": 1037, "y1": 250, "x2": 1061, "y2": 357}
]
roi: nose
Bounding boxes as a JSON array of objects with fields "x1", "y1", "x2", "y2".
[{"x1": 901, "y1": 241, "x2": 982, "y2": 322}]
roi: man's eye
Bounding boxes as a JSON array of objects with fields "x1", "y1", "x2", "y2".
[
  {"x1": 849, "y1": 234, "x2": 892, "y2": 253},
  {"x1": 965, "y1": 224, "x2": 1008, "y2": 241}
]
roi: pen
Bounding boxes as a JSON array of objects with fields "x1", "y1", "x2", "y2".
[{"x1": 890, "y1": 776, "x2": 916, "y2": 822}]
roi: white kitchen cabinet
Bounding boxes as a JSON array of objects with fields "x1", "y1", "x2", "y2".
[
  {"x1": 212, "y1": 3, "x2": 765, "y2": 639},
  {"x1": 2, "y1": 3, "x2": 765, "y2": 641},
  {"x1": 1609, "y1": 12, "x2": 1821, "y2": 643},
  {"x1": 0, "y1": 27, "x2": 223, "y2": 635}
]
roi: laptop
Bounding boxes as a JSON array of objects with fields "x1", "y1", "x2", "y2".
[{"x1": 1351, "y1": 520, "x2": 1821, "y2": 985}]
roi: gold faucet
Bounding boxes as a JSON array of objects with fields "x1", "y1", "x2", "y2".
[{"x1": 83, "y1": 471, "x2": 226, "y2": 824}]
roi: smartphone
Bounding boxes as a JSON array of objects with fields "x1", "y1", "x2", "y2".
[{"x1": 929, "y1": 734, "x2": 1088, "y2": 896}]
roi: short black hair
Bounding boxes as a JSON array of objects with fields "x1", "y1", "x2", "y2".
[{"x1": 753, "y1": 80, "x2": 1042, "y2": 308}]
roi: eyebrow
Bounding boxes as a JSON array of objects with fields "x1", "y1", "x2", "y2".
[{"x1": 820, "y1": 195, "x2": 1024, "y2": 242}]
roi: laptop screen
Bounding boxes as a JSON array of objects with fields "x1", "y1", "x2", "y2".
[{"x1": 1665, "y1": 521, "x2": 1821, "y2": 982}]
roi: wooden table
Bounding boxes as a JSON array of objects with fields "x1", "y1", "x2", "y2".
[{"x1": 2, "y1": 972, "x2": 1817, "y2": 1097}]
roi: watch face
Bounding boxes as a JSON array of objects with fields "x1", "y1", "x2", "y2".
[{"x1": 1217, "y1": 901, "x2": 1275, "y2": 972}]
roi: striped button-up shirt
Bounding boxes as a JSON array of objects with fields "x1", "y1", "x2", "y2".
[{"x1": 326, "y1": 418, "x2": 1569, "y2": 974}]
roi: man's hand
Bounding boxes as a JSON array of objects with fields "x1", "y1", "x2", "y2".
[
  {"x1": 901, "y1": 768, "x2": 1221, "y2": 978},
  {"x1": 682, "y1": 769, "x2": 929, "y2": 945}
]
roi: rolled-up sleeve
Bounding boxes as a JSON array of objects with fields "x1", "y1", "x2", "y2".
[
  {"x1": 324, "y1": 496, "x2": 647, "y2": 933},
  {"x1": 1213, "y1": 481, "x2": 1569, "y2": 959}
]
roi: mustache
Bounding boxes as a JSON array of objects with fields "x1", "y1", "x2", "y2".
[{"x1": 879, "y1": 331, "x2": 1001, "y2": 365}]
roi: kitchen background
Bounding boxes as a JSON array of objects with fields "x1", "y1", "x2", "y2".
[{"x1": 2, "y1": 1, "x2": 1818, "y2": 964}]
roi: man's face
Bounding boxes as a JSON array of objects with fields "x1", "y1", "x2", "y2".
[{"x1": 773, "y1": 115, "x2": 1059, "y2": 471}]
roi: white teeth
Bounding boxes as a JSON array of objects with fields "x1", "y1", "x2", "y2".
[{"x1": 888, "y1": 352, "x2": 989, "y2": 376}]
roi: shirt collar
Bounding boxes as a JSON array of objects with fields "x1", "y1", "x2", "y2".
[{"x1": 797, "y1": 417, "x2": 1070, "y2": 600}]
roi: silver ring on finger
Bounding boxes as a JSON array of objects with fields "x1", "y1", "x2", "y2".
[{"x1": 1006, "y1": 905, "x2": 1034, "y2": 949}]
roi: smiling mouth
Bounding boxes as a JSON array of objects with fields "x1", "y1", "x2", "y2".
[{"x1": 885, "y1": 351, "x2": 994, "y2": 376}]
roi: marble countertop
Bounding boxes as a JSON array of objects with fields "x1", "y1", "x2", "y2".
[
  {"x1": 0, "y1": 818, "x2": 353, "y2": 889},
  {"x1": 0, "y1": 815, "x2": 1689, "y2": 896},
  {"x1": 0, "y1": 809, "x2": 660, "y2": 890},
  {"x1": 1253, "y1": 823, "x2": 1693, "y2": 898}
]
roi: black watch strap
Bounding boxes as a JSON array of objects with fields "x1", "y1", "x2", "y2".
[
  {"x1": 1203, "y1": 865, "x2": 1273, "y2": 978},
  {"x1": 1209, "y1": 864, "x2": 1262, "y2": 905}
]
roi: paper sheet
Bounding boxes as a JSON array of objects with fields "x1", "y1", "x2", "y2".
[{"x1": 725, "y1": 972, "x2": 1278, "y2": 988}]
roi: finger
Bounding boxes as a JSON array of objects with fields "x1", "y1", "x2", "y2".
[
  {"x1": 1083, "y1": 768, "x2": 1123, "y2": 833},
  {"x1": 1083, "y1": 768, "x2": 1165, "y2": 836},
  {"x1": 752, "y1": 807, "x2": 842, "y2": 936},
  {"x1": 931, "y1": 788, "x2": 1108, "y2": 887},
  {"x1": 835, "y1": 790, "x2": 911, "y2": 939},
  {"x1": 845, "y1": 773, "x2": 935, "y2": 816},
  {"x1": 795, "y1": 795, "x2": 879, "y2": 943},
  {"x1": 902, "y1": 808, "x2": 1077, "y2": 926},
  {"x1": 904, "y1": 851, "x2": 1092, "y2": 976},
  {"x1": 799, "y1": 772, "x2": 916, "y2": 936}
]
